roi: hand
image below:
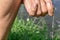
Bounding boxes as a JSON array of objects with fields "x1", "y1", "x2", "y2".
[{"x1": 24, "y1": 0, "x2": 54, "y2": 17}]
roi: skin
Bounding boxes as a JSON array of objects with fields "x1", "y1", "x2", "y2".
[
  {"x1": 24, "y1": 0, "x2": 54, "y2": 17},
  {"x1": 0, "y1": 0, "x2": 22, "y2": 40},
  {"x1": 0, "y1": 0, "x2": 54, "y2": 40}
]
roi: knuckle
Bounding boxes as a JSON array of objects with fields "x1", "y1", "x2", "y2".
[
  {"x1": 29, "y1": 12, "x2": 35, "y2": 16},
  {"x1": 42, "y1": 9, "x2": 48, "y2": 13},
  {"x1": 37, "y1": 11, "x2": 41, "y2": 16}
]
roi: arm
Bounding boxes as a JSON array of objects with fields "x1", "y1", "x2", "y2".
[{"x1": 0, "y1": 0, "x2": 22, "y2": 40}]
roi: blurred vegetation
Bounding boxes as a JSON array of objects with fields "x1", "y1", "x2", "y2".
[
  {"x1": 53, "y1": 29, "x2": 60, "y2": 40},
  {"x1": 7, "y1": 17, "x2": 60, "y2": 40}
]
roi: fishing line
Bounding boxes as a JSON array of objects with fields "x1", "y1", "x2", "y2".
[{"x1": 51, "y1": 15, "x2": 55, "y2": 40}]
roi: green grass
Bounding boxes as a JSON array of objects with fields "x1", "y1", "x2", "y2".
[{"x1": 7, "y1": 17, "x2": 60, "y2": 40}]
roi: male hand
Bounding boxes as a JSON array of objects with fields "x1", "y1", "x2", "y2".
[{"x1": 24, "y1": 0, "x2": 54, "y2": 17}]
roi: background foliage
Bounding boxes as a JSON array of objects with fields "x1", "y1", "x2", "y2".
[{"x1": 8, "y1": 17, "x2": 49, "y2": 40}]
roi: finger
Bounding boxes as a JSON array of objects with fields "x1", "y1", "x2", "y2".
[
  {"x1": 40, "y1": 0, "x2": 48, "y2": 16},
  {"x1": 36, "y1": 0, "x2": 41, "y2": 16},
  {"x1": 24, "y1": 0, "x2": 37, "y2": 16},
  {"x1": 45, "y1": 0, "x2": 54, "y2": 16}
]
